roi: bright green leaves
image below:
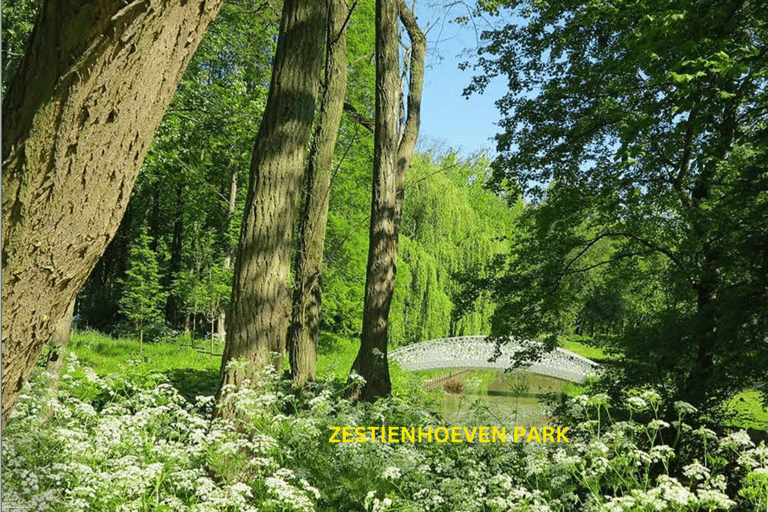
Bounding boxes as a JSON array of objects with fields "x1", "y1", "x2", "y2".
[
  {"x1": 119, "y1": 227, "x2": 168, "y2": 343},
  {"x1": 466, "y1": 0, "x2": 768, "y2": 408}
]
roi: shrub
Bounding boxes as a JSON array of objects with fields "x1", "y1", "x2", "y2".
[{"x1": 443, "y1": 377, "x2": 465, "y2": 395}]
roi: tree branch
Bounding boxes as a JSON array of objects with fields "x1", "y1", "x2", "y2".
[{"x1": 343, "y1": 101, "x2": 374, "y2": 133}]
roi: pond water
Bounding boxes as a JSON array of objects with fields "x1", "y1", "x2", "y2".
[{"x1": 422, "y1": 369, "x2": 571, "y2": 429}]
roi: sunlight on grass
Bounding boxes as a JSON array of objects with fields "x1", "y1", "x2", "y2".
[
  {"x1": 70, "y1": 331, "x2": 220, "y2": 375},
  {"x1": 316, "y1": 338, "x2": 359, "y2": 380},
  {"x1": 727, "y1": 390, "x2": 768, "y2": 430},
  {"x1": 560, "y1": 339, "x2": 614, "y2": 360}
]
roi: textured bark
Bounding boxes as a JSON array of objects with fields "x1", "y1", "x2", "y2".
[
  {"x1": 393, "y1": 0, "x2": 425, "y2": 231},
  {"x1": 217, "y1": 0, "x2": 327, "y2": 405},
  {"x1": 347, "y1": 0, "x2": 401, "y2": 401},
  {"x1": 348, "y1": 0, "x2": 425, "y2": 401},
  {"x1": 288, "y1": 0, "x2": 350, "y2": 387},
  {"x1": 1, "y1": 0, "x2": 222, "y2": 427}
]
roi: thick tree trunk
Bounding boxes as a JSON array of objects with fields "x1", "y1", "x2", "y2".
[
  {"x1": 1, "y1": 0, "x2": 222, "y2": 427},
  {"x1": 288, "y1": 0, "x2": 350, "y2": 387},
  {"x1": 684, "y1": 251, "x2": 719, "y2": 406},
  {"x1": 347, "y1": 0, "x2": 425, "y2": 401},
  {"x1": 217, "y1": 0, "x2": 327, "y2": 406},
  {"x1": 347, "y1": 0, "x2": 401, "y2": 401}
]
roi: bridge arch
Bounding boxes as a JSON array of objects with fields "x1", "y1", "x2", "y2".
[{"x1": 389, "y1": 336, "x2": 602, "y2": 383}]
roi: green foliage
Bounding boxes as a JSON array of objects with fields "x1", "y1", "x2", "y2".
[
  {"x1": 465, "y1": 0, "x2": 768, "y2": 409},
  {"x1": 5, "y1": 346, "x2": 768, "y2": 511},
  {"x1": 321, "y1": 133, "x2": 516, "y2": 350},
  {"x1": 1, "y1": 0, "x2": 41, "y2": 94},
  {"x1": 119, "y1": 227, "x2": 167, "y2": 342},
  {"x1": 172, "y1": 252, "x2": 232, "y2": 336},
  {"x1": 78, "y1": 0, "x2": 279, "y2": 331}
]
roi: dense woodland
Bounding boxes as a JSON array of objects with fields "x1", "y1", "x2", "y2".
[
  {"x1": 70, "y1": 2, "x2": 513, "y2": 361},
  {"x1": 2, "y1": 0, "x2": 768, "y2": 421},
  {"x1": 2, "y1": 0, "x2": 768, "y2": 509}
]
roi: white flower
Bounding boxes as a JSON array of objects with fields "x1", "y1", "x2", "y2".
[
  {"x1": 572, "y1": 395, "x2": 589, "y2": 407},
  {"x1": 720, "y1": 430, "x2": 754, "y2": 451},
  {"x1": 641, "y1": 390, "x2": 662, "y2": 404},
  {"x1": 604, "y1": 495, "x2": 637, "y2": 511},
  {"x1": 489, "y1": 473, "x2": 514, "y2": 491},
  {"x1": 674, "y1": 400, "x2": 697, "y2": 415},
  {"x1": 349, "y1": 371, "x2": 366, "y2": 386},
  {"x1": 588, "y1": 441, "x2": 610, "y2": 455},
  {"x1": 648, "y1": 419, "x2": 670, "y2": 430},
  {"x1": 657, "y1": 475, "x2": 695, "y2": 506},
  {"x1": 626, "y1": 396, "x2": 647, "y2": 410},
  {"x1": 698, "y1": 427, "x2": 718, "y2": 441},
  {"x1": 683, "y1": 461, "x2": 710, "y2": 481},
  {"x1": 649, "y1": 445, "x2": 675, "y2": 463},
  {"x1": 696, "y1": 489, "x2": 736, "y2": 509},
  {"x1": 591, "y1": 456, "x2": 610, "y2": 474},
  {"x1": 382, "y1": 466, "x2": 401, "y2": 480}
]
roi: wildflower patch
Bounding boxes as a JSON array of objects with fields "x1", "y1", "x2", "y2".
[{"x1": 328, "y1": 426, "x2": 569, "y2": 443}]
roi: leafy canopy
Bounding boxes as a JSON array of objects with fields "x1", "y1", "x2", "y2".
[{"x1": 464, "y1": 0, "x2": 768, "y2": 408}]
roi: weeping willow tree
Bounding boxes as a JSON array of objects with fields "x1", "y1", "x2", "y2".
[{"x1": 390, "y1": 152, "x2": 520, "y2": 346}]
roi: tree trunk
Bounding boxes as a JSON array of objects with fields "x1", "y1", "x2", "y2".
[
  {"x1": 217, "y1": 0, "x2": 327, "y2": 406},
  {"x1": 684, "y1": 250, "x2": 719, "y2": 406},
  {"x1": 347, "y1": 0, "x2": 401, "y2": 401},
  {"x1": 45, "y1": 297, "x2": 77, "y2": 387},
  {"x1": 1, "y1": 0, "x2": 222, "y2": 427},
  {"x1": 393, "y1": 0, "x2": 425, "y2": 230},
  {"x1": 681, "y1": 100, "x2": 735, "y2": 407},
  {"x1": 217, "y1": 166, "x2": 238, "y2": 341},
  {"x1": 347, "y1": 0, "x2": 425, "y2": 401},
  {"x1": 288, "y1": 0, "x2": 350, "y2": 387},
  {"x1": 166, "y1": 181, "x2": 185, "y2": 327}
]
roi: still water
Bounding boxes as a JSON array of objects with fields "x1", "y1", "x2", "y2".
[{"x1": 423, "y1": 369, "x2": 570, "y2": 428}]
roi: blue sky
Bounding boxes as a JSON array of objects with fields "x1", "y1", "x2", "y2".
[{"x1": 415, "y1": 4, "x2": 508, "y2": 157}]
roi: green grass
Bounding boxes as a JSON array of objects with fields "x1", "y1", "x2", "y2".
[
  {"x1": 726, "y1": 390, "x2": 768, "y2": 430},
  {"x1": 66, "y1": 331, "x2": 766, "y2": 431},
  {"x1": 69, "y1": 331, "x2": 221, "y2": 402},
  {"x1": 316, "y1": 338, "x2": 359, "y2": 380},
  {"x1": 70, "y1": 331, "x2": 220, "y2": 373},
  {"x1": 561, "y1": 339, "x2": 614, "y2": 361}
]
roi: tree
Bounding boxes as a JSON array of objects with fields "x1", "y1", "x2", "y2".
[
  {"x1": 217, "y1": 0, "x2": 328, "y2": 403},
  {"x1": 347, "y1": 0, "x2": 425, "y2": 401},
  {"x1": 466, "y1": 0, "x2": 768, "y2": 409},
  {"x1": 1, "y1": 0, "x2": 41, "y2": 96},
  {"x1": 119, "y1": 227, "x2": 167, "y2": 348},
  {"x1": 1, "y1": 0, "x2": 223, "y2": 426},
  {"x1": 287, "y1": 0, "x2": 351, "y2": 386}
]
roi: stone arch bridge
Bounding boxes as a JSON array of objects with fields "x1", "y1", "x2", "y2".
[{"x1": 389, "y1": 336, "x2": 602, "y2": 384}]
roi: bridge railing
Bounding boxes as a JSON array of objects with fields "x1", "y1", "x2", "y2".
[{"x1": 389, "y1": 336, "x2": 602, "y2": 384}]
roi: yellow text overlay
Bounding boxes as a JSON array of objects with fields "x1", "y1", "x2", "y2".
[{"x1": 328, "y1": 426, "x2": 569, "y2": 443}]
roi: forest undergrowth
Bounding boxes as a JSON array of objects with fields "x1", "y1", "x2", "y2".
[{"x1": 3, "y1": 334, "x2": 768, "y2": 511}]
